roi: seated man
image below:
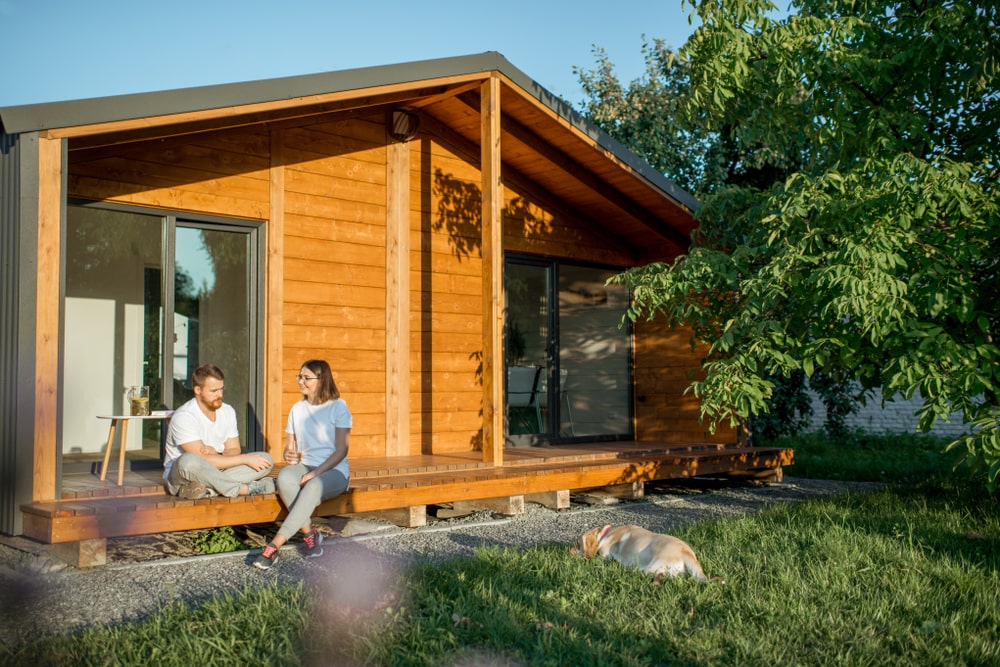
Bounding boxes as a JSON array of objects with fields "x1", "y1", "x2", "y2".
[{"x1": 164, "y1": 364, "x2": 274, "y2": 499}]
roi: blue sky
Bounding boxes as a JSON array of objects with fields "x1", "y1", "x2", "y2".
[{"x1": 0, "y1": 0, "x2": 700, "y2": 109}]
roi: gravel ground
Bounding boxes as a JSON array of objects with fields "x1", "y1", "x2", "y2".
[{"x1": 0, "y1": 476, "x2": 880, "y2": 651}]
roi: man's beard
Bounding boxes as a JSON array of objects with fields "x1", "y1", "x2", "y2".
[{"x1": 202, "y1": 396, "x2": 223, "y2": 411}]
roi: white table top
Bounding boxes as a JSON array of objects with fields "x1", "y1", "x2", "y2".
[{"x1": 97, "y1": 411, "x2": 174, "y2": 420}]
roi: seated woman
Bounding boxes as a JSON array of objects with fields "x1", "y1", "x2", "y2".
[{"x1": 253, "y1": 359, "x2": 351, "y2": 570}]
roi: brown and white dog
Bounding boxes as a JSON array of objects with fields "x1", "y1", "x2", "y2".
[{"x1": 576, "y1": 524, "x2": 720, "y2": 583}]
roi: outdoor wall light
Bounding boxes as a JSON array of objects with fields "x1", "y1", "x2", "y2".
[{"x1": 390, "y1": 110, "x2": 420, "y2": 142}]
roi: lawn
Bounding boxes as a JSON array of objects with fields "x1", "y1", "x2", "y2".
[{"x1": 6, "y1": 433, "x2": 999, "y2": 666}]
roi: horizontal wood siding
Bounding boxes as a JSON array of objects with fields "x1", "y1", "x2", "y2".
[
  {"x1": 281, "y1": 115, "x2": 387, "y2": 458},
  {"x1": 64, "y1": 109, "x2": 716, "y2": 463},
  {"x1": 502, "y1": 184, "x2": 635, "y2": 266},
  {"x1": 633, "y1": 318, "x2": 735, "y2": 443},
  {"x1": 407, "y1": 127, "x2": 650, "y2": 455},
  {"x1": 410, "y1": 135, "x2": 484, "y2": 454},
  {"x1": 68, "y1": 130, "x2": 270, "y2": 219}
]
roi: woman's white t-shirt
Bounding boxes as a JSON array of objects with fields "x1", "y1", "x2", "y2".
[{"x1": 285, "y1": 398, "x2": 352, "y2": 477}]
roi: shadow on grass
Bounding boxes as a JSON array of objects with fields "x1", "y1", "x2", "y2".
[{"x1": 322, "y1": 544, "x2": 723, "y2": 666}]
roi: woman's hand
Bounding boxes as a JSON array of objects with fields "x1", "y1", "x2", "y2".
[
  {"x1": 283, "y1": 439, "x2": 302, "y2": 465},
  {"x1": 299, "y1": 470, "x2": 317, "y2": 486}
]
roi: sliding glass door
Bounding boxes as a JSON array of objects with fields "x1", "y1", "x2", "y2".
[
  {"x1": 62, "y1": 204, "x2": 263, "y2": 470},
  {"x1": 171, "y1": 225, "x2": 256, "y2": 440},
  {"x1": 505, "y1": 257, "x2": 632, "y2": 445}
]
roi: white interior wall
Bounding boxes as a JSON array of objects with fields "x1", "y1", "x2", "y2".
[{"x1": 62, "y1": 297, "x2": 144, "y2": 455}]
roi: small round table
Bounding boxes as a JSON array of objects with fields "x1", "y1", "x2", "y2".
[{"x1": 96, "y1": 412, "x2": 173, "y2": 486}]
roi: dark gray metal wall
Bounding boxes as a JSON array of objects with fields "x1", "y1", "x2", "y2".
[{"x1": 0, "y1": 130, "x2": 43, "y2": 536}]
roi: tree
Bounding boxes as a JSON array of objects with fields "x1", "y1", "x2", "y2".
[
  {"x1": 576, "y1": 41, "x2": 729, "y2": 196},
  {"x1": 590, "y1": 0, "x2": 1000, "y2": 483}
]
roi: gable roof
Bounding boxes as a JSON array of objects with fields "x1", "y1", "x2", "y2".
[{"x1": 0, "y1": 51, "x2": 697, "y2": 258}]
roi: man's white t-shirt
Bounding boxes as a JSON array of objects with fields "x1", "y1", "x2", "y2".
[
  {"x1": 163, "y1": 398, "x2": 240, "y2": 480},
  {"x1": 285, "y1": 398, "x2": 352, "y2": 477}
]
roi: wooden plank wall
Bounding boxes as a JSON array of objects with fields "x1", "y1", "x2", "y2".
[
  {"x1": 409, "y1": 128, "x2": 486, "y2": 454},
  {"x1": 65, "y1": 109, "x2": 721, "y2": 463},
  {"x1": 280, "y1": 116, "x2": 388, "y2": 457},
  {"x1": 69, "y1": 130, "x2": 271, "y2": 220},
  {"x1": 633, "y1": 317, "x2": 735, "y2": 443}
]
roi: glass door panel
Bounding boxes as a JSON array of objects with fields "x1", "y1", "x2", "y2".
[
  {"x1": 558, "y1": 265, "x2": 632, "y2": 437},
  {"x1": 63, "y1": 207, "x2": 164, "y2": 463},
  {"x1": 505, "y1": 262, "x2": 550, "y2": 438},
  {"x1": 505, "y1": 257, "x2": 633, "y2": 444},
  {"x1": 173, "y1": 226, "x2": 254, "y2": 447}
]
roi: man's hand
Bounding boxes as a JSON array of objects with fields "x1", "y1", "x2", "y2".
[{"x1": 243, "y1": 453, "x2": 273, "y2": 472}]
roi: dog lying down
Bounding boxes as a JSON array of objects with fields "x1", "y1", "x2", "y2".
[{"x1": 576, "y1": 524, "x2": 722, "y2": 584}]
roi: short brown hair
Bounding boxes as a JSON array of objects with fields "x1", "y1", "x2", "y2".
[
  {"x1": 300, "y1": 359, "x2": 340, "y2": 404},
  {"x1": 191, "y1": 364, "x2": 225, "y2": 388}
]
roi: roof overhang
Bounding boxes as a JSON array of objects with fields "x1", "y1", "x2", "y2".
[{"x1": 0, "y1": 52, "x2": 698, "y2": 260}]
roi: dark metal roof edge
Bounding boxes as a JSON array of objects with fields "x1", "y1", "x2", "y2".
[
  {"x1": 0, "y1": 50, "x2": 699, "y2": 212},
  {"x1": 0, "y1": 52, "x2": 507, "y2": 133}
]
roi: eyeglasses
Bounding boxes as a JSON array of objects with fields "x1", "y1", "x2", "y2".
[{"x1": 296, "y1": 374, "x2": 319, "y2": 383}]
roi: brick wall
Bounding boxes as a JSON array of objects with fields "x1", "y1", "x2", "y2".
[{"x1": 804, "y1": 388, "x2": 968, "y2": 437}]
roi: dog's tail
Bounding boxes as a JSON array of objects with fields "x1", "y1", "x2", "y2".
[
  {"x1": 684, "y1": 557, "x2": 710, "y2": 583},
  {"x1": 683, "y1": 548, "x2": 723, "y2": 583}
]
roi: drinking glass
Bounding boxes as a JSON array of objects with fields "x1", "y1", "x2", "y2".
[{"x1": 127, "y1": 386, "x2": 150, "y2": 416}]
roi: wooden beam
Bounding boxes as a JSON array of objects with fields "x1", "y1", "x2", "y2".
[
  {"x1": 495, "y1": 73, "x2": 695, "y2": 215},
  {"x1": 50, "y1": 74, "x2": 490, "y2": 142},
  {"x1": 33, "y1": 135, "x2": 62, "y2": 502},
  {"x1": 457, "y1": 92, "x2": 691, "y2": 251},
  {"x1": 266, "y1": 130, "x2": 286, "y2": 457},
  {"x1": 385, "y1": 113, "x2": 412, "y2": 457},
  {"x1": 406, "y1": 81, "x2": 485, "y2": 110},
  {"x1": 417, "y1": 112, "x2": 635, "y2": 259},
  {"x1": 481, "y1": 74, "x2": 504, "y2": 466}
]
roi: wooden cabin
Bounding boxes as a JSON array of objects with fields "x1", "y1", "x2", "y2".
[{"x1": 0, "y1": 53, "x2": 791, "y2": 562}]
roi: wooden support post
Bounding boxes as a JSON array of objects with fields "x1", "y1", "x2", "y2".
[
  {"x1": 525, "y1": 489, "x2": 570, "y2": 510},
  {"x1": 481, "y1": 73, "x2": 504, "y2": 466},
  {"x1": 366, "y1": 505, "x2": 427, "y2": 529},
  {"x1": 52, "y1": 538, "x2": 107, "y2": 568},
  {"x1": 33, "y1": 134, "x2": 63, "y2": 502},
  {"x1": 454, "y1": 495, "x2": 524, "y2": 516},
  {"x1": 575, "y1": 482, "x2": 645, "y2": 505},
  {"x1": 385, "y1": 118, "x2": 412, "y2": 457},
  {"x1": 265, "y1": 130, "x2": 286, "y2": 456}
]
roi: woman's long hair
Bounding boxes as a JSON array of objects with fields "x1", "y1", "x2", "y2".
[{"x1": 301, "y1": 359, "x2": 340, "y2": 404}]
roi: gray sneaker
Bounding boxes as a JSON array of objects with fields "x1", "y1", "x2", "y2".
[
  {"x1": 247, "y1": 478, "x2": 276, "y2": 496},
  {"x1": 177, "y1": 482, "x2": 210, "y2": 499}
]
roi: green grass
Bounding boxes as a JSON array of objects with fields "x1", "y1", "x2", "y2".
[
  {"x1": 763, "y1": 429, "x2": 963, "y2": 484},
  {"x1": 191, "y1": 526, "x2": 245, "y2": 555},
  {"x1": 7, "y1": 434, "x2": 999, "y2": 666}
]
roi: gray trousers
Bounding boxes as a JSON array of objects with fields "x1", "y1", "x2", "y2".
[
  {"x1": 166, "y1": 452, "x2": 274, "y2": 498},
  {"x1": 275, "y1": 463, "x2": 349, "y2": 540}
]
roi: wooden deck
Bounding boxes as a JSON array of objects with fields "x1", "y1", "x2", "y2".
[{"x1": 22, "y1": 441, "x2": 793, "y2": 548}]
